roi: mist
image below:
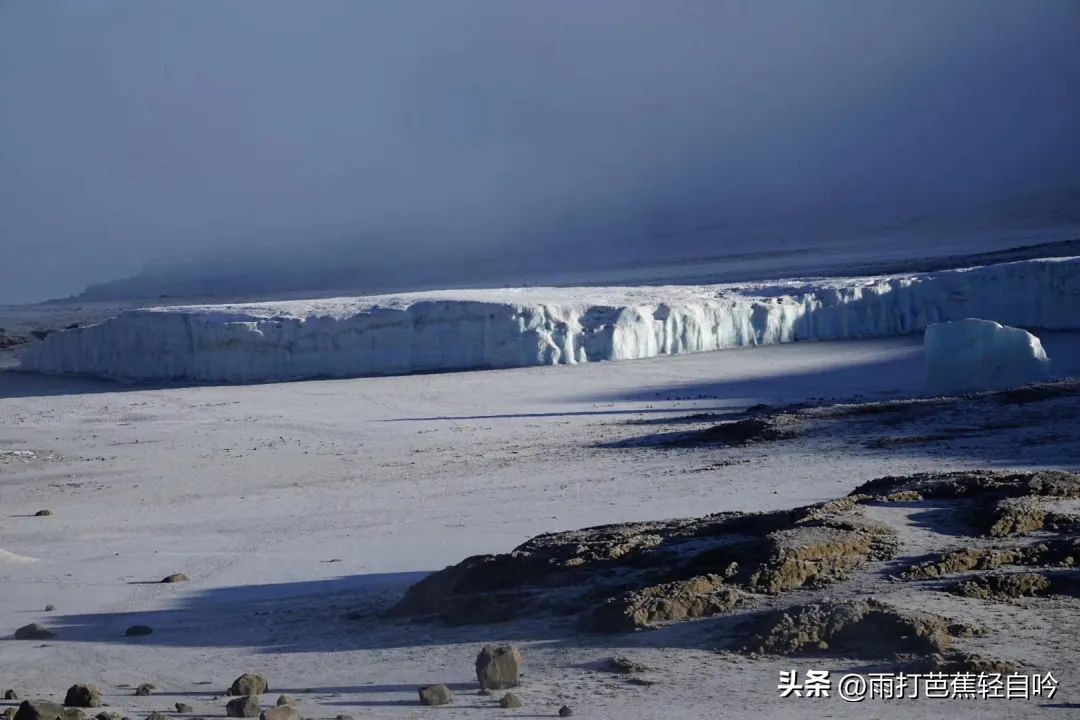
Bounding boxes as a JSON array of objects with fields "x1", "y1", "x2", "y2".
[{"x1": 2, "y1": 1, "x2": 1079, "y2": 304}]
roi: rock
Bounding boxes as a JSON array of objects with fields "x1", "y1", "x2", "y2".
[
  {"x1": 476, "y1": 645, "x2": 522, "y2": 689},
  {"x1": 44, "y1": 605, "x2": 55, "y2": 612},
  {"x1": 125, "y1": 625, "x2": 153, "y2": 637},
  {"x1": 498, "y1": 693, "x2": 522, "y2": 709},
  {"x1": 417, "y1": 685, "x2": 452, "y2": 706},
  {"x1": 273, "y1": 697, "x2": 294, "y2": 708},
  {"x1": 225, "y1": 698, "x2": 259, "y2": 719},
  {"x1": 333, "y1": 716, "x2": 354, "y2": 720},
  {"x1": 742, "y1": 598, "x2": 976, "y2": 657},
  {"x1": 258, "y1": 707, "x2": 299, "y2": 720},
  {"x1": 606, "y1": 655, "x2": 647, "y2": 674},
  {"x1": 133, "y1": 685, "x2": 155, "y2": 697},
  {"x1": 160, "y1": 574, "x2": 189, "y2": 584},
  {"x1": 13, "y1": 701, "x2": 85, "y2": 720},
  {"x1": 174, "y1": 704, "x2": 193, "y2": 714},
  {"x1": 14, "y1": 624, "x2": 54, "y2": 640},
  {"x1": 63, "y1": 686, "x2": 101, "y2": 708},
  {"x1": 94, "y1": 713, "x2": 122, "y2": 720},
  {"x1": 585, "y1": 576, "x2": 749, "y2": 632},
  {"x1": 4, "y1": 690, "x2": 17, "y2": 700},
  {"x1": 952, "y1": 572, "x2": 1053, "y2": 600},
  {"x1": 34, "y1": 510, "x2": 52, "y2": 517},
  {"x1": 145, "y1": 713, "x2": 169, "y2": 720},
  {"x1": 3, "y1": 710, "x2": 16, "y2": 720},
  {"x1": 476, "y1": 689, "x2": 491, "y2": 697},
  {"x1": 227, "y1": 675, "x2": 268, "y2": 697},
  {"x1": 558, "y1": 706, "x2": 573, "y2": 717}
]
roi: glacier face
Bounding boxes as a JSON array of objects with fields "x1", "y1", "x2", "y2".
[
  {"x1": 18, "y1": 257, "x2": 1080, "y2": 383},
  {"x1": 925, "y1": 318, "x2": 1052, "y2": 394}
]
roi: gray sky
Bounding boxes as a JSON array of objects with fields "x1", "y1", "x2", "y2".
[{"x1": 2, "y1": 1, "x2": 1079, "y2": 303}]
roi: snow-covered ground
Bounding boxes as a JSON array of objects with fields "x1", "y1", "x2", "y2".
[
  {"x1": 18, "y1": 257, "x2": 1080, "y2": 382},
  {"x1": 3, "y1": 328, "x2": 1080, "y2": 719}
]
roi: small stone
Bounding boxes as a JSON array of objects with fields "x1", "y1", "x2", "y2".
[
  {"x1": 606, "y1": 655, "x2": 647, "y2": 674},
  {"x1": 498, "y1": 693, "x2": 522, "y2": 709},
  {"x1": 333, "y1": 716, "x2": 354, "y2": 720},
  {"x1": 174, "y1": 704, "x2": 192, "y2": 714},
  {"x1": 417, "y1": 685, "x2": 452, "y2": 706},
  {"x1": 63, "y1": 686, "x2": 101, "y2": 708},
  {"x1": 475, "y1": 645, "x2": 522, "y2": 690},
  {"x1": 476, "y1": 689, "x2": 491, "y2": 696},
  {"x1": 44, "y1": 605, "x2": 55, "y2": 612},
  {"x1": 258, "y1": 707, "x2": 298, "y2": 720},
  {"x1": 145, "y1": 713, "x2": 169, "y2": 720},
  {"x1": 160, "y1": 574, "x2": 189, "y2": 584},
  {"x1": 227, "y1": 675, "x2": 268, "y2": 697},
  {"x1": 273, "y1": 697, "x2": 294, "y2": 708},
  {"x1": 4, "y1": 690, "x2": 17, "y2": 700},
  {"x1": 94, "y1": 713, "x2": 122, "y2": 720},
  {"x1": 125, "y1": 625, "x2": 153, "y2": 637},
  {"x1": 34, "y1": 510, "x2": 52, "y2": 517},
  {"x1": 14, "y1": 623, "x2": 55, "y2": 640},
  {"x1": 225, "y1": 698, "x2": 259, "y2": 719},
  {"x1": 558, "y1": 706, "x2": 573, "y2": 717},
  {"x1": 133, "y1": 685, "x2": 155, "y2": 698}
]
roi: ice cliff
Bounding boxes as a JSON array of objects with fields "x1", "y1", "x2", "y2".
[
  {"x1": 925, "y1": 319, "x2": 1052, "y2": 394},
  {"x1": 18, "y1": 257, "x2": 1080, "y2": 383}
]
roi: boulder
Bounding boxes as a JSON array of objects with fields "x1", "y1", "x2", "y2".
[
  {"x1": 228, "y1": 675, "x2": 268, "y2": 697},
  {"x1": 62, "y1": 686, "x2": 101, "y2": 709},
  {"x1": 160, "y1": 574, "x2": 189, "y2": 584},
  {"x1": 417, "y1": 685, "x2": 452, "y2": 706},
  {"x1": 259, "y1": 707, "x2": 299, "y2": 720},
  {"x1": 475, "y1": 645, "x2": 522, "y2": 689},
  {"x1": 225, "y1": 698, "x2": 259, "y2": 719},
  {"x1": 4, "y1": 690, "x2": 17, "y2": 700},
  {"x1": 14, "y1": 701, "x2": 85, "y2": 720},
  {"x1": 14, "y1": 624, "x2": 54, "y2": 640},
  {"x1": 133, "y1": 685, "x2": 155, "y2": 698},
  {"x1": 558, "y1": 706, "x2": 573, "y2": 717}
]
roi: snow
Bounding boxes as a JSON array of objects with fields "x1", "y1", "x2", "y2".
[
  {"x1": 3, "y1": 332, "x2": 1080, "y2": 719},
  {"x1": 925, "y1": 318, "x2": 1052, "y2": 394},
  {"x1": 17, "y1": 256, "x2": 1080, "y2": 382}
]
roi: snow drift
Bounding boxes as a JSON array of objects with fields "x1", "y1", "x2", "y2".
[
  {"x1": 925, "y1": 319, "x2": 1052, "y2": 394},
  {"x1": 18, "y1": 257, "x2": 1080, "y2": 383}
]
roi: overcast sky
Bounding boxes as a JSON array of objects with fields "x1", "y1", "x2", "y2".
[{"x1": 2, "y1": 1, "x2": 1079, "y2": 303}]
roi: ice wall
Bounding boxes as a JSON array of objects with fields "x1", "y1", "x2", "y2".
[
  {"x1": 925, "y1": 318, "x2": 1052, "y2": 394},
  {"x1": 18, "y1": 257, "x2": 1080, "y2": 383}
]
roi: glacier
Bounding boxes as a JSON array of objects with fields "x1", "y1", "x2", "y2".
[
  {"x1": 924, "y1": 318, "x2": 1052, "y2": 394},
  {"x1": 17, "y1": 257, "x2": 1080, "y2": 383}
]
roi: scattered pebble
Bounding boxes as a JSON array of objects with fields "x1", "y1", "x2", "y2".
[
  {"x1": 34, "y1": 510, "x2": 52, "y2": 517},
  {"x1": 498, "y1": 693, "x2": 522, "y2": 709},
  {"x1": 174, "y1": 704, "x2": 193, "y2": 714}
]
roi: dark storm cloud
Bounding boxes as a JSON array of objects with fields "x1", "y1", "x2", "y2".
[{"x1": 1, "y1": 1, "x2": 1078, "y2": 303}]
